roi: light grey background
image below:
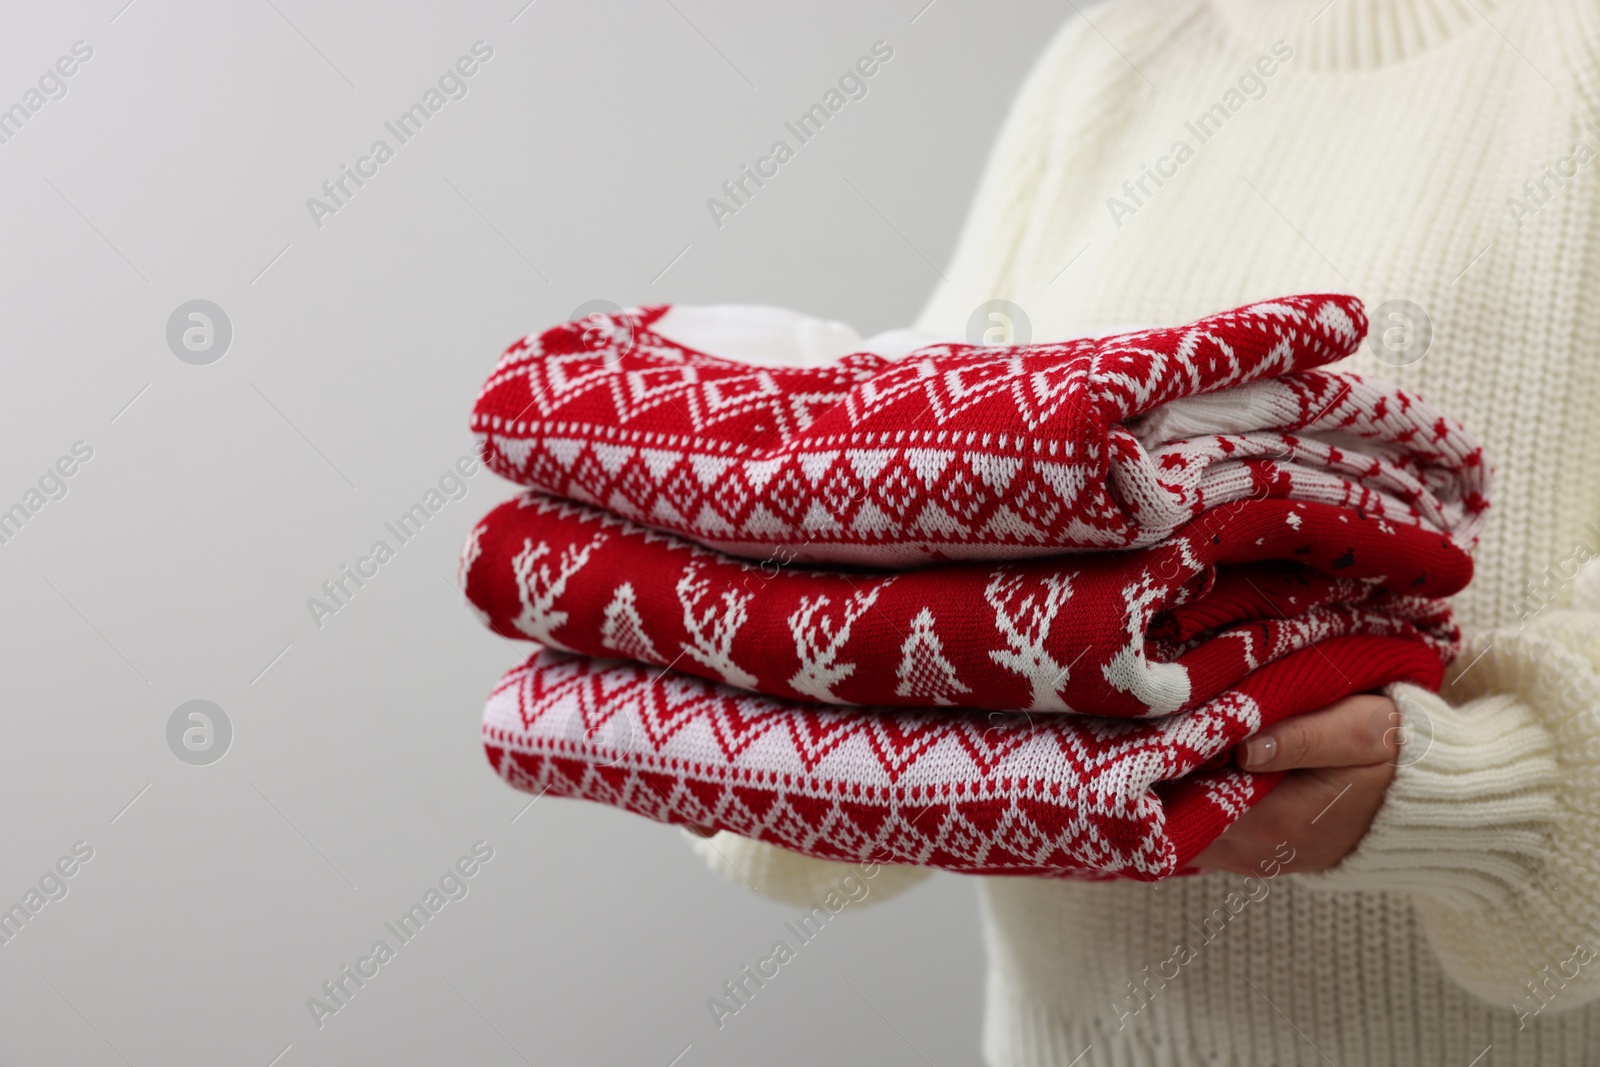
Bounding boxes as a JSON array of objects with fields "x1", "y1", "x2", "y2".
[{"x1": 0, "y1": 1, "x2": 1084, "y2": 1063}]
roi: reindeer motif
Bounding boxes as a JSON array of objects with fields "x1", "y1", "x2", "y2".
[
  {"x1": 457, "y1": 522, "x2": 490, "y2": 624},
  {"x1": 458, "y1": 521, "x2": 486, "y2": 591},
  {"x1": 1101, "y1": 568, "x2": 1192, "y2": 716},
  {"x1": 677, "y1": 562, "x2": 757, "y2": 689},
  {"x1": 985, "y1": 569, "x2": 1074, "y2": 711},
  {"x1": 786, "y1": 585, "x2": 887, "y2": 702},
  {"x1": 510, "y1": 533, "x2": 607, "y2": 649}
]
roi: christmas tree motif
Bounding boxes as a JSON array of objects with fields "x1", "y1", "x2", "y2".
[
  {"x1": 600, "y1": 582, "x2": 663, "y2": 663},
  {"x1": 676, "y1": 562, "x2": 757, "y2": 689},
  {"x1": 785, "y1": 585, "x2": 888, "y2": 702},
  {"x1": 894, "y1": 607, "x2": 971, "y2": 705},
  {"x1": 510, "y1": 533, "x2": 608, "y2": 650},
  {"x1": 984, "y1": 569, "x2": 1074, "y2": 711}
]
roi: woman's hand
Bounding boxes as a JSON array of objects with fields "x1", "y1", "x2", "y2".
[{"x1": 1193, "y1": 694, "x2": 1403, "y2": 876}]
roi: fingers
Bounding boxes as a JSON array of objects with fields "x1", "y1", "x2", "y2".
[
  {"x1": 1202, "y1": 691, "x2": 1406, "y2": 876},
  {"x1": 1238, "y1": 694, "x2": 1400, "y2": 771},
  {"x1": 1193, "y1": 763, "x2": 1395, "y2": 875}
]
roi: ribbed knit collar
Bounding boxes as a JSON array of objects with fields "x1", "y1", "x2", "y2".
[{"x1": 1209, "y1": 0, "x2": 1519, "y2": 70}]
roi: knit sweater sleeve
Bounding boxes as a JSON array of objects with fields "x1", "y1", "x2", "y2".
[
  {"x1": 687, "y1": 830, "x2": 933, "y2": 909},
  {"x1": 1299, "y1": 578, "x2": 1600, "y2": 1015},
  {"x1": 913, "y1": 11, "x2": 1097, "y2": 336}
]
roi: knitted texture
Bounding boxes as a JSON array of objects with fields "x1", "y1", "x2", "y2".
[
  {"x1": 462, "y1": 492, "x2": 1470, "y2": 716},
  {"x1": 688, "y1": 0, "x2": 1600, "y2": 1062},
  {"x1": 471, "y1": 294, "x2": 1489, "y2": 566},
  {"x1": 1305, "y1": 612, "x2": 1600, "y2": 1013},
  {"x1": 682, "y1": 827, "x2": 931, "y2": 909},
  {"x1": 482, "y1": 635, "x2": 1445, "y2": 880}
]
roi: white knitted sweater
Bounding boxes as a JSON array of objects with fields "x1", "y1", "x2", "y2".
[{"x1": 693, "y1": 0, "x2": 1600, "y2": 1062}]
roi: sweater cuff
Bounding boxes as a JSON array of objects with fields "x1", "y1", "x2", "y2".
[
  {"x1": 687, "y1": 830, "x2": 933, "y2": 909},
  {"x1": 1297, "y1": 681, "x2": 1559, "y2": 910}
]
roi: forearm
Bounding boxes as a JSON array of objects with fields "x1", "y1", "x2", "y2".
[
  {"x1": 1301, "y1": 608, "x2": 1600, "y2": 1014},
  {"x1": 688, "y1": 830, "x2": 932, "y2": 909}
]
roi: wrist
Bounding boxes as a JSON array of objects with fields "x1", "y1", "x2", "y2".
[{"x1": 1295, "y1": 682, "x2": 1558, "y2": 909}]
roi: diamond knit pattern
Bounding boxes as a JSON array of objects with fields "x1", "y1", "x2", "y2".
[
  {"x1": 471, "y1": 294, "x2": 1488, "y2": 565},
  {"x1": 467, "y1": 293, "x2": 1492, "y2": 878},
  {"x1": 482, "y1": 636, "x2": 1447, "y2": 879}
]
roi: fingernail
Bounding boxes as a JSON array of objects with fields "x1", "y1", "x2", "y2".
[{"x1": 1243, "y1": 735, "x2": 1277, "y2": 769}]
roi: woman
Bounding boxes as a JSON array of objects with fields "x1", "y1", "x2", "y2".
[{"x1": 694, "y1": 0, "x2": 1600, "y2": 1062}]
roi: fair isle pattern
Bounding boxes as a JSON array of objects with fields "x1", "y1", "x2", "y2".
[
  {"x1": 471, "y1": 294, "x2": 1488, "y2": 565},
  {"x1": 482, "y1": 636, "x2": 1448, "y2": 879},
  {"x1": 462, "y1": 492, "x2": 1469, "y2": 717}
]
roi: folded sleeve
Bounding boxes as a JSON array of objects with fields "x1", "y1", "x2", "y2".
[
  {"x1": 687, "y1": 830, "x2": 932, "y2": 909},
  {"x1": 1300, "y1": 605, "x2": 1600, "y2": 1013}
]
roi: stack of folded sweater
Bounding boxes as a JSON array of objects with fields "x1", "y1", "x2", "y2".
[{"x1": 459, "y1": 294, "x2": 1490, "y2": 881}]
